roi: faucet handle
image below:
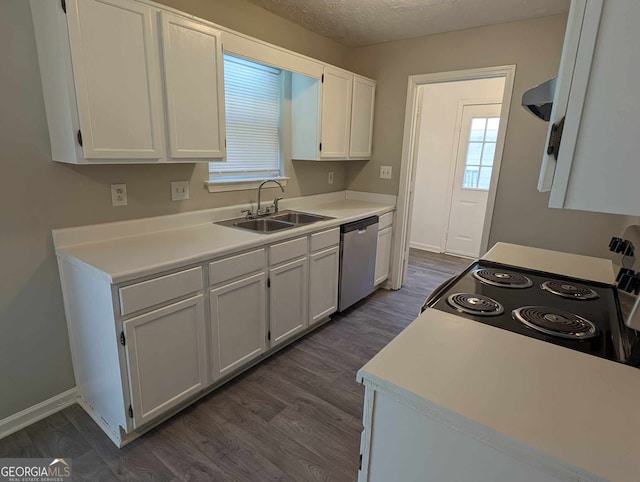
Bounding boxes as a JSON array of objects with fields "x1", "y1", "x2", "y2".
[
  {"x1": 240, "y1": 208, "x2": 252, "y2": 218},
  {"x1": 273, "y1": 196, "x2": 284, "y2": 213}
]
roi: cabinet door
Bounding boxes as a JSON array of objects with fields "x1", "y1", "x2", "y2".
[
  {"x1": 349, "y1": 77, "x2": 375, "y2": 159},
  {"x1": 159, "y1": 12, "x2": 226, "y2": 159},
  {"x1": 375, "y1": 227, "x2": 393, "y2": 286},
  {"x1": 123, "y1": 295, "x2": 207, "y2": 428},
  {"x1": 309, "y1": 246, "x2": 339, "y2": 325},
  {"x1": 269, "y1": 257, "x2": 309, "y2": 347},
  {"x1": 321, "y1": 67, "x2": 353, "y2": 159},
  {"x1": 543, "y1": 0, "x2": 640, "y2": 215},
  {"x1": 66, "y1": 0, "x2": 164, "y2": 159},
  {"x1": 209, "y1": 272, "x2": 267, "y2": 381}
]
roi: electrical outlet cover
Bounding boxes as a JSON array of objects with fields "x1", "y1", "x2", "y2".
[
  {"x1": 111, "y1": 184, "x2": 127, "y2": 206},
  {"x1": 380, "y1": 166, "x2": 393, "y2": 179},
  {"x1": 171, "y1": 181, "x2": 190, "y2": 201},
  {"x1": 328, "y1": 171, "x2": 334, "y2": 184}
]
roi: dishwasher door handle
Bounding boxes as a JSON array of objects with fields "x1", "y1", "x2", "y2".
[{"x1": 357, "y1": 228, "x2": 368, "y2": 234}]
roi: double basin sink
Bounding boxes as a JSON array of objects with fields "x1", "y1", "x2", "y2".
[{"x1": 216, "y1": 210, "x2": 334, "y2": 233}]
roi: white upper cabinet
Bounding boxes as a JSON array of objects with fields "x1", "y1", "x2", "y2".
[
  {"x1": 540, "y1": 0, "x2": 640, "y2": 216},
  {"x1": 349, "y1": 76, "x2": 376, "y2": 159},
  {"x1": 66, "y1": 0, "x2": 164, "y2": 160},
  {"x1": 320, "y1": 66, "x2": 353, "y2": 159},
  {"x1": 291, "y1": 69, "x2": 375, "y2": 161},
  {"x1": 159, "y1": 12, "x2": 226, "y2": 159},
  {"x1": 30, "y1": 0, "x2": 227, "y2": 164}
]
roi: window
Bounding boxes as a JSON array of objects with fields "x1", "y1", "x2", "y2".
[
  {"x1": 462, "y1": 117, "x2": 500, "y2": 191},
  {"x1": 209, "y1": 55, "x2": 283, "y2": 182}
]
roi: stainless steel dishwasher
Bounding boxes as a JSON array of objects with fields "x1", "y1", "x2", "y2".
[{"x1": 338, "y1": 216, "x2": 379, "y2": 311}]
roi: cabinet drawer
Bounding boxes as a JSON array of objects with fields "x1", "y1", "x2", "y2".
[
  {"x1": 209, "y1": 248, "x2": 266, "y2": 286},
  {"x1": 119, "y1": 267, "x2": 203, "y2": 316},
  {"x1": 270, "y1": 237, "x2": 308, "y2": 265},
  {"x1": 379, "y1": 212, "x2": 393, "y2": 230},
  {"x1": 310, "y1": 228, "x2": 340, "y2": 252}
]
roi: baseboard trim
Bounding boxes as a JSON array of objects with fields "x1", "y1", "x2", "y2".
[
  {"x1": 0, "y1": 388, "x2": 77, "y2": 440},
  {"x1": 410, "y1": 242, "x2": 442, "y2": 253}
]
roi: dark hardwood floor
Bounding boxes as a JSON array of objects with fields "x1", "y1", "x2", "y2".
[{"x1": 0, "y1": 250, "x2": 469, "y2": 481}]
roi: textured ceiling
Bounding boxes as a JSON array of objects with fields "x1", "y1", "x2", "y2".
[{"x1": 246, "y1": 0, "x2": 570, "y2": 47}]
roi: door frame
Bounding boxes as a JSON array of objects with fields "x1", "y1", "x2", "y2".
[{"x1": 391, "y1": 65, "x2": 516, "y2": 289}]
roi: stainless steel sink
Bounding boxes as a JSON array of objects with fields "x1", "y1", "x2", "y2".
[
  {"x1": 216, "y1": 210, "x2": 334, "y2": 233},
  {"x1": 232, "y1": 218, "x2": 295, "y2": 233},
  {"x1": 271, "y1": 211, "x2": 331, "y2": 224}
]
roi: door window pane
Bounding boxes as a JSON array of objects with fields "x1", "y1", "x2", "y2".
[
  {"x1": 462, "y1": 115, "x2": 500, "y2": 190},
  {"x1": 485, "y1": 117, "x2": 500, "y2": 142},
  {"x1": 469, "y1": 118, "x2": 487, "y2": 142}
]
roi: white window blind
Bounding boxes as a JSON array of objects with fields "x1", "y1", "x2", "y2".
[{"x1": 210, "y1": 55, "x2": 282, "y2": 179}]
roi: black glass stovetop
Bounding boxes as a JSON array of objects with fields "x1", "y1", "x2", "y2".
[{"x1": 423, "y1": 260, "x2": 631, "y2": 363}]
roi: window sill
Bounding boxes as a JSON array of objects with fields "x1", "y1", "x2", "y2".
[{"x1": 205, "y1": 177, "x2": 290, "y2": 193}]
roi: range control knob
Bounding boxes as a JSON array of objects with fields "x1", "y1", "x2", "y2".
[{"x1": 617, "y1": 271, "x2": 640, "y2": 295}]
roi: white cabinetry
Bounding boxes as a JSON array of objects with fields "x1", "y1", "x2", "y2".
[
  {"x1": 269, "y1": 256, "x2": 309, "y2": 347},
  {"x1": 123, "y1": 295, "x2": 207, "y2": 428},
  {"x1": 308, "y1": 228, "x2": 340, "y2": 324},
  {"x1": 375, "y1": 212, "x2": 394, "y2": 286},
  {"x1": 350, "y1": 77, "x2": 376, "y2": 159},
  {"x1": 321, "y1": 66, "x2": 353, "y2": 159},
  {"x1": 66, "y1": 0, "x2": 165, "y2": 160},
  {"x1": 291, "y1": 69, "x2": 375, "y2": 161},
  {"x1": 159, "y1": 12, "x2": 226, "y2": 159},
  {"x1": 208, "y1": 248, "x2": 267, "y2": 380},
  {"x1": 539, "y1": 0, "x2": 640, "y2": 215},
  {"x1": 30, "y1": 0, "x2": 226, "y2": 164}
]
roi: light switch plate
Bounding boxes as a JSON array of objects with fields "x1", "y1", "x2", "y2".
[
  {"x1": 380, "y1": 166, "x2": 392, "y2": 179},
  {"x1": 111, "y1": 184, "x2": 127, "y2": 206},
  {"x1": 171, "y1": 181, "x2": 190, "y2": 201},
  {"x1": 328, "y1": 171, "x2": 334, "y2": 184}
]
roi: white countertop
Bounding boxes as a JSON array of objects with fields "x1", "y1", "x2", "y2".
[
  {"x1": 56, "y1": 199, "x2": 394, "y2": 284},
  {"x1": 483, "y1": 242, "x2": 616, "y2": 285},
  {"x1": 359, "y1": 243, "x2": 638, "y2": 481}
]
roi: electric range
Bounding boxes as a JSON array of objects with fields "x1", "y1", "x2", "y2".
[{"x1": 422, "y1": 260, "x2": 639, "y2": 365}]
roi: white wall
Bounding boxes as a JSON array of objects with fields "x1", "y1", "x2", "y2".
[{"x1": 410, "y1": 78, "x2": 505, "y2": 252}]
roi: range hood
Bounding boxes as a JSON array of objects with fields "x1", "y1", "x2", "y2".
[{"x1": 522, "y1": 77, "x2": 556, "y2": 121}]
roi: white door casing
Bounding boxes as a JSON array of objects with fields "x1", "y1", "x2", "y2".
[
  {"x1": 66, "y1": 0, "x2": 164, "y2": 159},
  {"x1": 209, "y1": 272, "x2": 267, "y2": 381},
  {"x1": 269, "y1": 257, "x2": 309, "y2": 346},
  {"x1": 393, "y1": 66, "x2": 516, "y2": 289},
  {"x1": 321, "y1": 66, "x2": 353, "y2": 158},
  {"x1": 123, "y1": 295, "x2": 207, "y2": 428},
  {"x1": 159, "y1": 12, "x2": 226, "y2": 159},
  {"x1": 446, "y1": 103, "x2": 501, "y2": 258}
]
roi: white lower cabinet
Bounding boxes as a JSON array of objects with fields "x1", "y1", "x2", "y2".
[
  {"x1": 269, "y1": 256, "x2": 309, "y2": 347},
  {"x1": 123, "y1": 295, "x2": 207, "y2": 428},
  {"x1": 309, "y1": 246, "x2": 340, "y2": 325},
  {"x1": 375, "y1": 226, "x2": 393, "y2": 286},
  {"x1": 209, "y1": 272, "x2": 267, "y2": 380}
]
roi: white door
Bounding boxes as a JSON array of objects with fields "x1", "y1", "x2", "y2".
[
  {"x1": 66, "y1": 0, "x2": 164, "y2": 159},
  {"x1": 159, "y1": 12, "x2": 226, "y2": 159},
  {"x1": 349, "y1": 77, "x2": 375, "y2": 158},
  {"x1": 375, "y1": 227, "x2": 393, "y2": 285},
  {"x1": 123, "y1": 295, "x2": 207, "y2": 428},
  {"x1": 269, "y1": 257, "x2": 309, "y2": 347},
  {"x1": 309, "y1": 246, "x2": 339, "y2": 325},
  {"x1": 321, "y1": 67, "x2": 352, "y2": 158},
  {"x1": 209, "y1": 273, "x2": 267, "y2": 381},
  {"x1": 445, "y1": 104, "x2": 501, "y2": 257}
]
